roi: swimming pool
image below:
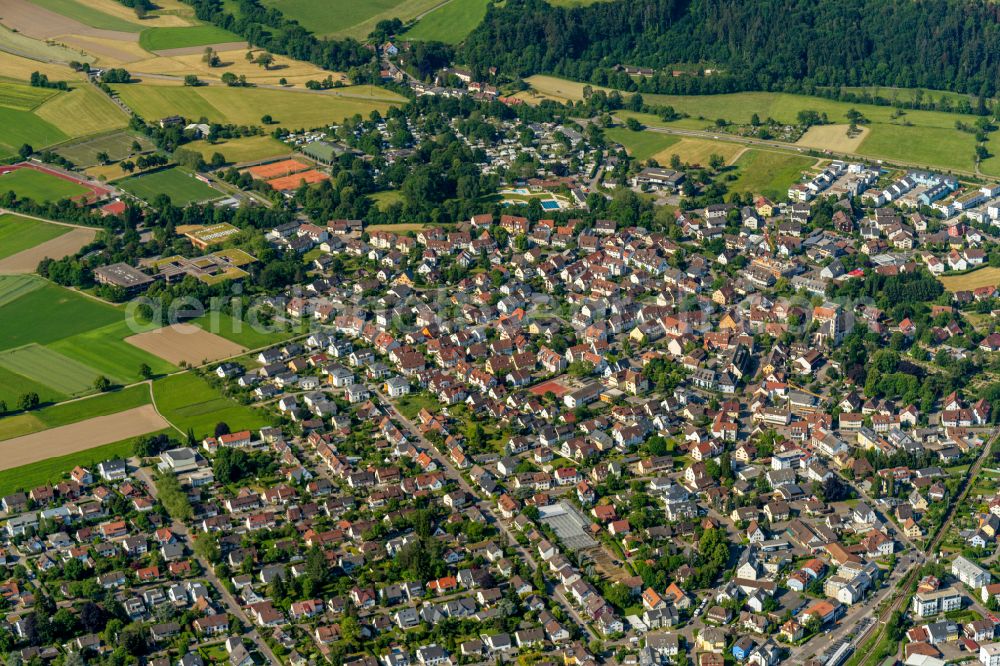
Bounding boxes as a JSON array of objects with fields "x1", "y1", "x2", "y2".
[{"x1": 540, "y1": 200, "x2": 561, "y2": 210}]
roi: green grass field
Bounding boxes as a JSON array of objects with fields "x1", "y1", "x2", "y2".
[
  {"x1": 28, "y1": 0, "x2": 143, "y2": 31},
  {"x1": 0, "y1": 275, "x2": 44, "y2": 308},
  {"x1": 153, "y1": 372, "x2": 270, "y2": 438},
  {"x1": 112, "y1": 83, "x2": 403, "y2": 128},
  {"x1": 0, "y1": 107, "x2": 68, "y2": 159},
  {"x1": 0, "y1": 384, "x2": 150, "y2": 441},
  {"x1": 0, "y1": 344, "x2": 103, "y2": 397},
  {"x1": 0, "y1": 214, "x2": 70, "y2": 260},
  {"x1": 0, "y1": 428, "x2": 173, "y2": 497},
  {"x1": 0, "y1": 364, "x2": 67, "y2": 408},
  {"x1": 405, "y1": 0, "x2": 491, "y2": 44},
  {"x1": 0, "y1": 278, "x2": 120, "y2": 349},
  {"x1": 261, "y1": 0, "x2": 442, "y2": 38},
  {"x1": 48, "y1": 320, "x2": 176, "y2": 385},
  {"x1": 190, "y1": 312, "x2": 296, "y2": 349},
  {"x1": 118, "y1": 167, "x2": 221, "y2": 205},
  {"x1": 185, "y1": 135, "x2": 288, "y2": 163},
  {"x1": 0, "y1": 81, "x2": 59, "y2": 111},
  {"x1": 0, "y1": 169, "x2": 90, "y2": 202},
  {"x1": 728, "y1": 149, "x2": 816, "y2": 199},
  {"x1": 138, "y1": 25, "x2": 241, "y2": 51},
  {"x1": 604, "y1": 126, "x2": 679, "y2": 161}
]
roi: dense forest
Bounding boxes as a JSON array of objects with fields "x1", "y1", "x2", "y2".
[{"x1": 460, "y1": 0, "x2": 1000, "y2": 96}]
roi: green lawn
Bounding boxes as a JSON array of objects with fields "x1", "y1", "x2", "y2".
[
  {"x1": 0, "y1": 168, "x2": 89, "y2": 202},
  {"x1": 0, "y1": 344, "x2": 103, "y2": 397},
  {"x1": 153, "y1": 372, "x2": 270, "y2": 438},
  {"x1": 0, "y1": 428, "x2": 173, "y2": 497},
  {"x1": 369, "y1": 189, "x2": 404, "y2": 211},
  {"x1": 0, "y1": 279, "x2": 121, "y2": 349},
  {"x1": 190, "y1": 312, "x2": 296, "y2": 349},
  {"x1": 395, "y1": 392, "x2": 438, "y2": 421},
  {"x1": 728, "y1": 149, "x2": 816, "y2": 199},
  {"x1": 48, "y1": 320, "x2": 176, "y2": 385},
  {"x1": 138, "y1": 25, "x2": 241, "y2": 51},
  {"x1": 405, "y1": 0, "x2": 491, "y2": 44},
  {"x1": 0, "y1": 384, "x2": 150, "y2": 441},
  {"x1": 0, "y1": 214, "x2": 70, "y2": 260},
  {"x1": 604, "y1": 126, "x2": 679, "y2": 161},
  {"x1": 118, "y1": 167, "x2": 221, "y2": 205},
  {"x1": 27, "y1": 0, "x2": 143, "y2": 31}
]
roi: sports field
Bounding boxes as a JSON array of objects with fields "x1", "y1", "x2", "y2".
[
  {"x1": 405, "y1": 0, "x2": 491, "y2": 43},
  {"x1": 267, "y1": 169, "x2": 328, "y2": 190},
  {"x1": 54, "y1": 130, "x2": 152, "y2": 167},
  {"x1": 262, "y1": 0, "x2": 442, "y2": 38},
  {"x1": 118, "y1": 167, "x2": 221, "y2": 205},
  {"x1": 0, "y1": 214, "x2": 70, "y2": 261},
  {"x1": 153, "y1": 372, "x2": 270, "y2": 438},
  {"x1": 0, "y1": 167, "x2": 90, "y2": 202},
  {"x1": 139, "y1": 25, "x2": 240, "y2": 51},
  {"x1": 939, "y1": 267, "x2": 1000, "y2": 292},
  {"x1": 523, "y1": 74, "x2": 992, "y2": 174},
  {"x1": 728, "y1": 150, "x2": 817, "y2": 199},
  {"x1": 112, "y1": 83, "x2": 404, "y2": 128},
  {"x1": 185, "y1": 135, "x2": 288, "y2": 163}
]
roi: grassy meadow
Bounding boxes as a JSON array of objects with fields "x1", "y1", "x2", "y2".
[
  {"x1": 139, "y1": 25, "x2": 241, "y2": 51},
  {"x1": 0, "y1": 384, "x2": 151, "y2": 442},
  {"x1": 261, "y1": 0, "x2": 442, "y2": 38},
  {"x1": 405, "y1": 0, "x2": 491, "y2": 44},
  {"x1": 153, "y1": 372, "x2": 270, "y2": 438}
]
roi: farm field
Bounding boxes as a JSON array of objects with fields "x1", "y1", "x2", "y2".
[
  {"x1": 0, "y1": 80, "x2": 60, "y2": 110},
  {"x1": 797, "y1": 124, "x2": 869, "y2": 153},
  {"x1": 0, "y1": 107, "x2": 68, "y2": 158},
  {"x1": 185, "y1": 135, "x2": 289, "y2": 163},
  {"x1": 111, "y1": 83, "x2": 404, "y2": 128},
  {"x1": 0, "y1": 275, "x2": 44, "y2": 307},
  {"x1": 117, "y1": 167, "x2": 221, "y2": 205},
  {"x1": 34, "y1": 84, "x2": 129, "y2": 138},
  {"x1": 190, "y1": 312, "x2": 297, "y2": 349},
  {"x1": 0, "y1": 168, "x2": 90, "y2": 202},
  {"x1": 604, "y1": 127, "x2": 679, "y2": 161},
  {"x1": 652, "y1": 137, "x2": 745, "y2": 167},
  {"x1": 129, "y1": 46, "x2": 337, "y2": 86},
  {"x1": 522, "y1": 75, "x2": 992, "y2": 173},
  {"x1": 939, "y1": 267, "x2": 1000, "y2": 292},
  {"x1": 0, "y1": 364, "x2": 67, "y2": 408},
  {"x1": 28, "y1": 0, "x2": 143, "y2": 32},
  {"x1": 48, "y1": 320, "x2": 177, "y2": 384},
  {"x1": 0, "y1": 428, "x2": 173, "y2": 497},
  {"x1": 153, "y1": 372, "x2": 270, "y2": 438},
  {"x1": 126, "y1": 323, "x2": 247, "y2": 365},
  {"x1": 0, "y1": 405, "x2": 169, "y2": 471},
  {"x1": 53, "y1": 130, "x2": 153, "y2": 167},
  {"x1": 728, "y1": 150, "x2": 817, "y2": 199},
  {"x1": 0, "y1": 214, "x2": 70, "y2": 261},
  {"x1": 0, "y1": 277, "x2": 120, "y2": 349},
  {"x1": 138, "y1": 25, "x2": 241, "y2": 51},
  {"x1": 0, "y1": 227, "x2": 97, "y2": 274},
  {"x1": 0, "y1": 344, "x2": 103, "y2": 397},
  {"x1": 0, "y1": 384, "x2": 150, "y2": 441},
  {"x1": 261, "y1": 0, "x2": 442, "y2": 38},
  {"x1": 405, "y1": 0, "x2": 491, "y2": 44},
  {"x1": 0, "y1": 26, "x2": 93, "y2": 65}
]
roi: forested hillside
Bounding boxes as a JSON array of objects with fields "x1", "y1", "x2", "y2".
[{"x1": 461, "y1": 0, "x2": 1000, "y2": 96}]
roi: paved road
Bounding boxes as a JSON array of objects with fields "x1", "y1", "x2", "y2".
[
  {"x1": 134, "y1": 463, "x2": 282, "y2": 665},
  {"x1": 372, "y1": 388, "x2": 600, "y2": 639}
]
